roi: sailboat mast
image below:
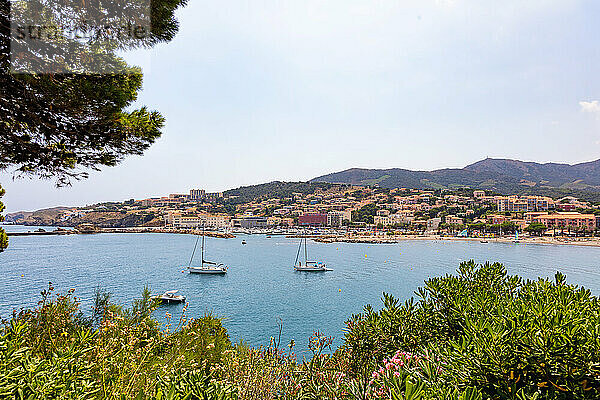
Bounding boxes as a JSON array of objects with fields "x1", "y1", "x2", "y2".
[
  {"x1": 189, "y1": 234, "x2": 200, "y2": 267},
  {"x1": 294, "y1": 238, "x2": 302, "y2": 266},
  {"x1": 304, "y1": 236, "x2": 308, "y2": 265},
  {"x1": 201, "y1": 225, "x2": 205, "y2": 266}
]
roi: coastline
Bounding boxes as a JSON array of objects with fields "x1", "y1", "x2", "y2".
[
  {"x1": 6, "y1": 223, "x2": 600, "y2": 248},
  {"x1": 4, "y1": 225, "x2": 234, "y2": 239},
  {"x1": 307, "y1": 234, "x2": 600, "y2": 248}
]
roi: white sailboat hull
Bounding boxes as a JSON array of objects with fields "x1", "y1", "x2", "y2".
[
  {"x1": 188, "y1": 266, "x2": 227, "y2": 274},
  {"x1": 294, "y1": 266, "x2": 331, "y2": 272},
  {"x1": 294, "y1": 262, "x2": 332, "y2": 272}
]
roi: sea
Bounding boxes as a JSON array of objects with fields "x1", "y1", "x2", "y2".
[{"x1": 2, "y1": 224, "x2": 600, "y2": 356}]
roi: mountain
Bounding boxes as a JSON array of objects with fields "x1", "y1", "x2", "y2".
[
  {"x1": 464, "y1": 158, "x2": 600, "y2": 187},
  {"x1": 223, "y1": 181, "x2": 340, "y2": 203},
  {"x1": 311, "y1": 158, "x2": 600, "y2": 201}
]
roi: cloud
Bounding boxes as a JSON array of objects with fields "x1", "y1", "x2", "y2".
[{"x1": 579, "y1": 100, "x2": 600, "y2": 114}]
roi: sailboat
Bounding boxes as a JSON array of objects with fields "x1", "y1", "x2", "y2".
[
  {"x1": 186, "y1": 228, "x2": 228, "y2": 275},
  {"x1": 293, "y1": 236, "x2": 331, "y2": 272}
]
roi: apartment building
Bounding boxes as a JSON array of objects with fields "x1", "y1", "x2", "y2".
[
  {"x1": 203, "y1": 214, "x2": 231, "y2": 229},
  {"x1": 496, "y1": 196, "x2": 554, "y2": 212},
  {"x1": 487, "y1": 214, "x2": 510, "y2": 225},
  {"x1": 165, "y1": 212, "x2": 200, "y2": 228},
  {"x1": 298, "y1": 213, "x2": 328, "y2": 226},
  {"x1": 427, "y1": 217, "x2": 442, "y2": 231},
  {"x1": 374, "y1": 215, "x2": 391, "y2": 227},
  {"x1": 327, "y1": 211, "x2": 345, "y2": 227},
  {"x1": 524, "y1": 212, "x2": 549, "y2": 223},
  {"x1": 165, "y1": 212, "x2": 231, "y2": 228},
  {"x1": 233, "y1": 216, "x2": 268, "y2": 229},
  {"x1": 533, "y1": 212, "x2": 596, "y2": 231},
  {"x1": 445, "y1": 215, "x2": 464, "y2": 225},
  {"x1": 374, "y1": 213, "x2": 414, "y2": 227},
  {"x1": 141, "y1": 197, "x2": 185, "y2": 207},
  {"x1": 189, "y1": 189, "x2": 205, "y2": 201}
]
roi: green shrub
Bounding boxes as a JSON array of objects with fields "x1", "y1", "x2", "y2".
[
  {"x1": 0, "y1": 321, "x2": 100, "y2": 399},
  {"x1": 343, "y1": 261, "x2": 600, "y2": 399},
  {"x1": 1, "y1": 286, "x2": 235, "y2": 399},
  {"x1": 4, "y1": 262, "x2": 600, "y2": 400}
]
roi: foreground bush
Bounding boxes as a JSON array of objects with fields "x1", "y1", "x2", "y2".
[
  {"x1": 2, "y1": 261, "x2": 600, "y2": 399},
  {"x1": 343, "y1": 261, "x2": 600, "y2": 399},
  {"x1": 0, "y1": 285, "x2": 234, "y2": 399}
]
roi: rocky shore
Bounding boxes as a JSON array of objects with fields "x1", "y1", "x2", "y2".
[
  {"x1": 101, "y1": 227, "x2": 235, "y2": 238},
  {"x1": 6, "y1": 226, "x2": 235, "y2": 239}
]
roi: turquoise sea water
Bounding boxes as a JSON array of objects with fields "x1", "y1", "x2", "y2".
[{"x1": 2, "y1": 225, "x2": 600, "y2": 355}]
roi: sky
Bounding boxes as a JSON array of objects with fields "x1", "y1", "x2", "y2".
[{"x1": 2, "y1": 0, "x2": 600, "y2": 213}]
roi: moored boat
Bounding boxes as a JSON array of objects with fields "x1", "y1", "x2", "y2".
[
  {"x1": 185, "y1": 227, "x2": 228, "y2": 275},
  {"x1": 153, "y1": 290, "x2": 186, "y2": 303},
  {"x1": 188, "y1": 263, "x2": 228, "y2": 274},
  {"x1": 293, "y1": 236, "x2": 331, "y2": 272}
]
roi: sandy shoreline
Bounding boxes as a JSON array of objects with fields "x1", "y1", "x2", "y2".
[
  {"x1": 308, "y1": 234, "x2": 600, "y2": 248},
  {"x1": 8, "y1": 225, "x2": 600, "y2": 248}
]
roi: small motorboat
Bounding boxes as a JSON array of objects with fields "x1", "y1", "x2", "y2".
[
  {"x1": 241, "y1": 240, "x2": 247, "y2": 245},
  {"x1": 154, "y1": 290, "x2": 186, "y2": 304},
  {"x1": 480, "y1": 240, "x2": 488, "y2": 243}
]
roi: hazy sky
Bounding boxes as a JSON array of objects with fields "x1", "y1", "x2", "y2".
[{"x1": 3, "y1": 0, "x2": 600, "y2": 212}]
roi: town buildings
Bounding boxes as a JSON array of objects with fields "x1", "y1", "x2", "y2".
[{"x1": 124, "y1": 185, "x2": 600, "y2": 237}]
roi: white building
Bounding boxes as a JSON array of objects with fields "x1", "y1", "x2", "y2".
[
  {"x1": 327, "y1": 211, "x2": 345, "y2": 227},
  {"x1": 165, "y1": 212, "x2": 231, "y2": 229},
  {"x1": 189, "y1": 189, "x2": 205, "y2": 201},
  {"x1": 427, "y1": 217, "x2": 442, "y2": 231},
  {"x1": 374, "y1": 213, "x2": 414, "y2": 227}
]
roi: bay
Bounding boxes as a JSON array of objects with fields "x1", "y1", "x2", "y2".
[{"x1": 2, "y1": 225, "x2": 600, "y2": 356}]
